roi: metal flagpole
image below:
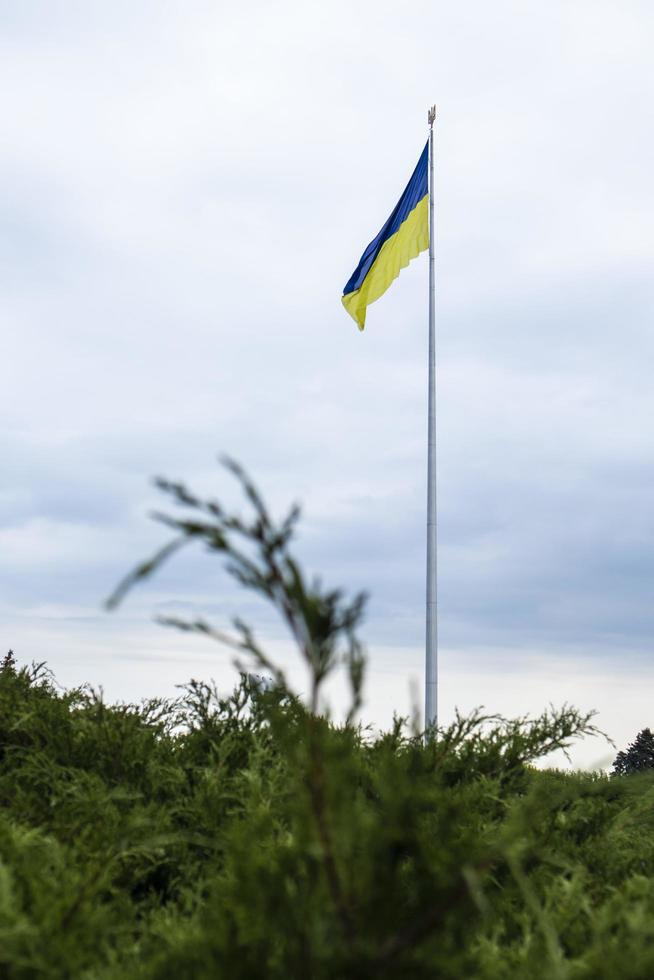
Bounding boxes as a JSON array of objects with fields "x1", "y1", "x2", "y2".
[{"x1": 425, "y1": 105, "x2": 438, "y2": 732}]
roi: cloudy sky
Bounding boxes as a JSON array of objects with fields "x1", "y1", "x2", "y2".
[{"x1": 3, "y1": 1, "x2": 653, "y2": 766}]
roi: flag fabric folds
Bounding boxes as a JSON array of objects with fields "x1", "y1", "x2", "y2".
[{"x1": 342, "y1": 142, "x2": 429, "y2": 330}]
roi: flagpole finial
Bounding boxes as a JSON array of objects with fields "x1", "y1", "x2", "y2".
[{"x1": 428, "y1": 105, "x2": 436, "y2": 128}]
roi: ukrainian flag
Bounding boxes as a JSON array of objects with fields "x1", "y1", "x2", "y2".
[{"x1": 342, "y1": 142, "x2": 429, "y2": 330}]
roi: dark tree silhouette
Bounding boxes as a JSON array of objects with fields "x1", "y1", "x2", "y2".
[{"x1": 612, "y1": 728, "x2": 654, "y2": 775}]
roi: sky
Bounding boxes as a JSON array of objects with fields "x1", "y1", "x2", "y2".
[{"x1": 2, "y1": 0, "x2": 654, "y2": 767}]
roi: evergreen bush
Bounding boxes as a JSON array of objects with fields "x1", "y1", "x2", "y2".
[{"x1": 1, "y1": 461, "x2": 652, "y2": 978}]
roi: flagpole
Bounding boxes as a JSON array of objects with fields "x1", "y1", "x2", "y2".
[{"x1": 425, "y1": 105, "x2": 438, "y2": 732}]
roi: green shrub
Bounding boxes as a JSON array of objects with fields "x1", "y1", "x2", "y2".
[{"x1": 2, "y1": 461, "x2": 651, "y2": 978}]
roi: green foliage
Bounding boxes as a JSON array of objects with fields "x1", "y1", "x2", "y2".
[
  {"x1": 613, "y1": 728, "x2": 654, "y2": 776},
  {"x1": 2, "y1": 461, "x2": 652, "y2": 977}
]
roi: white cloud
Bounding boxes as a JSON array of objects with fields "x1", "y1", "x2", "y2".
[{"x1": 2, "y1": 0, "x2": 654, "y2": 755}]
